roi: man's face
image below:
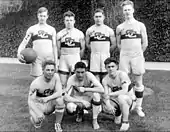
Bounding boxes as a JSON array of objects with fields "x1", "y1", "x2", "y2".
[
  {"x1": 43, "y1": 64, "x2": 55, "y2": 80},
  {"x1": 75, "y1": 68, "x2": 86, "y2": 81},
  {"x1": 37, "y1": 11, "x2": 48, "y2": 24},
  {"x1": 94, "y1": 12, "x2": 104, "y2": 25},
  {"x1": 64, "y1": 16, "x2": 75, "y2": 29},
  {"x1": 105, "y1": 62, "x2": 118, "y2": 77},
  {"x1": 123, "y1": 4, "x2": 134, "y2": 19}
]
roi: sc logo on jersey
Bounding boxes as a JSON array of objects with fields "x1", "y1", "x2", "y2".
[
  {"x1": 125, "y1": 30, "x2": 137, "y2": 38},
  {"x1": 94, "y1": 32, "x2": 106, "y2": 40},
  {"x1": 65, "y1": 37, "x2": 75, "y2": 46},
  {"x1": 38, "y1": 30, "x2": 48, "y2": 38}
]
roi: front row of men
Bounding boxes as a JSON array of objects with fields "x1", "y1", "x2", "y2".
[{"x1": 28, "y1": 58, "x2": 141, "y2": 131}]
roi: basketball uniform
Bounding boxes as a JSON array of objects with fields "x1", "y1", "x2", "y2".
[
  {"x1": 87, "y1": 25, "x2": 113, "y2": 73},
  {"x1": 28, "y1": 24, "x2": 56, "y2": 77},
  {"x1": 57, "y1": 28, "x2": 84, "y2": 73},
  {"x1": 102, "y1": 70, "x2": 136, "y2": 115},
  {"x1": 118, "y1": 20, "x2": 145, "y2": 75}
]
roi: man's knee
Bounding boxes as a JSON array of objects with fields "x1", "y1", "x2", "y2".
[
  {"x1": 92, "y1": 93, "x2": 101, "y2": 102},
  {"x1": 55, "y1": 96, "x2": 65, "y2": 111},
  {"x1": 66, "y1": 102, "x2": 77, "y2": 115}
]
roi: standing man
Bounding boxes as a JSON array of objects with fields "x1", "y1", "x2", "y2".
[
  {"x1": 86, "y1": 8, "x2": 116, "y2": 82},
  {"x1": 102, "y1": 57, "x2": 136, "y2": 131},
  {"x1": 57, "y1": 11, "x2": 85, "y2": 89},
  {"x1": 28, "y1": 60, "x2": 65, "y2": 132},
  {"x1": 116, "y1": 0, "x2": 148, "y2": 117},
  {"x1": 63, "y1": 61, "x2": 104, "y2": 130},
  {"x1": 17, "y1": 7, "x2": 58, "y2": 78}
]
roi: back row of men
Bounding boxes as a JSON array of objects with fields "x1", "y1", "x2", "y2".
[{"x1": 17, "y1": 0, "x2": 148, "y2": 131}]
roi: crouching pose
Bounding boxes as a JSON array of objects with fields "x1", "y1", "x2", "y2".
[
  {"x1": 102, "y1": 57, "x2": 136, "y2": 131},
  {"x1": 28, "y1": 60, "x2": 65, "y2": 132},
  {"x1": 63, "y1": 61, "x2": 104, "y2": 129}
]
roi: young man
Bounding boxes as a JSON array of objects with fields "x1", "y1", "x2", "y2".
[
  {"x1": 102, "y1": 57, "x2": 136, "y2": 131},
  {"x1": 86, "y1": 8, "x2": 116, "y2": 82},
  {"x1": 28, "y1": 60, "x2": 65, "y2": 132},
  {"x1": 63, "y1": 61, "x2": 104, "y2": 130},
  {"x1": 57, "y1": 11, "x2": 85, "y2": 89},
  {"x1": 116, "y1": 0, "x2": 148, "y2": 117},
  {"x1": 17, "y1": 7, "x2": 58, "y2": 77}
]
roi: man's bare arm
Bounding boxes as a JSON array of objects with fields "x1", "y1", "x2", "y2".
[
  {"x1": 109, "y1": 29, "x2": 116, "y2": 53},
  {"x1": 52, "y1": 28, "x2": 58, "y2": 70},
  {"x1": 80, "y1": 34, "x2": 85, "y2": 58},
  {"x1": 140, "y1": 23, "x2": 148, "y2": 52},
  {"x1": 116, "y1": 26, "x2": 121, "y2": 50},
  {"x1": 18, "y1": 28, "x2": 32, "y2": 54}
]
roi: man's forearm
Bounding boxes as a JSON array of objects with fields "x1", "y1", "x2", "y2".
[
  {"x1": 46, "y1": 92, "x2": 62, "y2": 101},
  {"x1": 85, "y1": 87, "x2": 104, "y2": 93}
]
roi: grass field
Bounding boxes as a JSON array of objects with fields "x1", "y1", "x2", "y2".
[{"x1": 0, "y1": 64, "x2": 170, "y2": 132}]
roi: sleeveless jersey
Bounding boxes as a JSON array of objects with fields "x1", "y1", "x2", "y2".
[
  {"x1": 119, "y1": 20, "x2": 143, "y2": 53},
  {"x1": 87, "y1": 24, "x2": 112, "y2": 54},
  {"x1": 28, "y1": 24, "x2": 55, "y2": 58},
  {"x1": 30, "y1": 74, "x2": 57, "y2": 97},
  {"x1": 57, "y1": 28, "x2": 84, "y2": 55}
]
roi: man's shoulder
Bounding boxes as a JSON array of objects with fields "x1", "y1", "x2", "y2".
[
  {"x1": 30, "y1": 76, "x2": 42, "y2": 87},
  {"x1": 86, "y1": 25, "x2": 95, "y2": 32}
]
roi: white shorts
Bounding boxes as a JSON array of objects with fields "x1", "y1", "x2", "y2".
[
  {"x1": 90, "y1": 53, "x2": 110, "y2": 73},
  {"x1": 59, "y1": 54, "x2": 80, "y2": 73},
  {"x1": 119, "y1": 52, "x2": 145, "y2": 75}
]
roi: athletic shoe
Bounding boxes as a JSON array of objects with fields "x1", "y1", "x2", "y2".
[
  {"x1": 76, "y1": 107, "x2": 84, "y2": 122},
  {"x1": 114, "y1": 115, "x2": 122, "y2": 124},
  {"x1": 136, "y1": 108, "x2": 145, "y2": 117},
  {"x1": 30, "y1": 116, "x2": 42, "y2": 129},
  {"x1": 55, "y1": 123, "x2": 62, "y2": 132},
  {"x1": 120, "y1": 122, "x2": 129, "y2": 131}
]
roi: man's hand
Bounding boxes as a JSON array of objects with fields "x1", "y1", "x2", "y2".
[
  {"x1": 17, "y1": 53, "x2": 26, "y2": 63},
  {"x1": 81, "y1": 100, "x2": 91, "y2": 108},
  {"x1": 37, "y1": 97, "x2": 49, "y2": 103},
  {"x1": 77, "y1": 87, "x2": 85, "y2": 93}
]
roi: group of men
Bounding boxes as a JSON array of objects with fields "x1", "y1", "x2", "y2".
[{"x1": 17, "y1": 0, "x2": 148, "y2": 131}]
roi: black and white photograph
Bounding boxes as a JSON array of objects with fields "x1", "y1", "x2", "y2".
[{"x1": 0, "y1": 0, "x2": 169, "y2": 131}]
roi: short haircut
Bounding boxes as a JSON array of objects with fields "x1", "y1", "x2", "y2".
[
  {"x1": 94, "y1": 8, "x2": 104, "y2": 15},
  {"x1": 121, "y1": 0, "x2": 134, "y2": 8},
  {"x1": 63, "y1": 11, "x2": 75, "y2": 18},
  {"x1": 104, "y1": 57, "x2": 118, "y2": 66},
  {"x1": 37, "y1": 7, "x2": 48, "y2": 14},
  {"x1": 74, "y1": 61, "x2": 87, "y2": 70},
  {"x1": 42, "y1": 60, "x2": 56, "y2": 70}
]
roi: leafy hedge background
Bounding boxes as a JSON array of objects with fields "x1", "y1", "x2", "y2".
[{"x1": 0, "y1": 0, "x2": 169, "y2": 62}]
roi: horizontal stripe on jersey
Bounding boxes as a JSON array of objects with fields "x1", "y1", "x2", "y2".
[
  {"x1": 61, "y1": 42, "x2": 81, "y2": 48},
  {"x1": 121, "y1": 34, "x2": 142, "y2": 40},
  {"x1": 90, "y1": 36, "x2": 110, "y2": 42},
  {"x1": 32, "y1": 34, "x2": 52, "y2": 41}
]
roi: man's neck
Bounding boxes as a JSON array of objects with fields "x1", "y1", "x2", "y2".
[
  {"x1": 109, "y1": 72, "x2": 117, "y2": 80},
  {"x1": 43, "y1": 76, "x2": 51, "y2": 83},
  {"x1": 95, "y1": 23, "x2": 104, "y2": 27},
  {"x1": 125, "y1": 17, "x2": 136, "y2": 24},
  {"x1": 38, "y1": 23, "x2": 47, "y2": 26}
]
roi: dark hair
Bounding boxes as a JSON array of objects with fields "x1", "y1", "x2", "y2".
[
  {"x1": 42, "y1": 60, "x2": 56, "y2": 70},
  {"x1": 121, "y1": 0, "x2": 134, "y2": 8},
  {"x1": 104, "y1": 57, "x2": 118, "y2": 65},
  {"x1": 37, "y1": 7, "x2": 48, "y2": 14},
  {"x1": 63, "y1": 11, "x2": 75, "y2": 18},
  {"x1": 74, "y1": 61, "x2": 87, "y2": 70},
  {"x1": 94, "y1": 8, "x2": 104, "y2": 15}
]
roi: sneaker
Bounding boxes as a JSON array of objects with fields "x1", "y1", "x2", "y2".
[
  {"x1": 136, "y1": 108, "x2": 145, "y2": 117},
  {"x1": 55, "y1": 123, "x2": 62, "y2": 132},
  {"x1": 120, "y1": 122, "x2": 129, "y2": 131},
  {"x1": 76, "y1": 107, "x2": 84, "y2": 123},
  {"x1": 76, "y1": 112, "x2": 84, "y2": 122},
  {"x1": 114, "y1": 115, "x2": 122, "y2": 124},
  {"x1": 30, "y1": 116, "x2": 42, "y2": 129}
]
